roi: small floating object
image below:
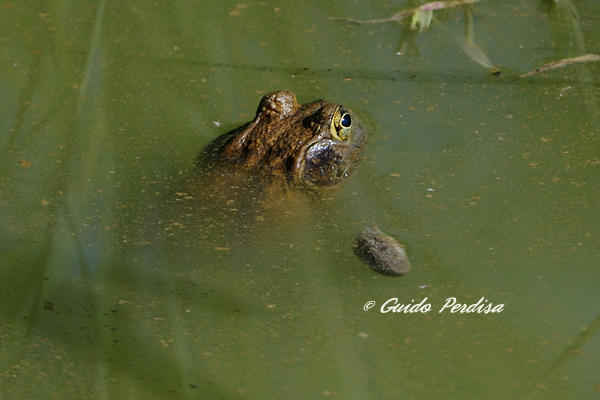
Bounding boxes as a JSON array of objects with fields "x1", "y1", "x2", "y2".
[{"x1": 353, "y1": 226, "x2": 412, "y2": 276}]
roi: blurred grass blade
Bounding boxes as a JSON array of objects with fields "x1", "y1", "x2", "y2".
[
  {"x1": 461, "y1": 42, "x2": 494, "y2": 69},
  {"x1": 460, "y1": 5, "x2": 494, "y2": 68}
]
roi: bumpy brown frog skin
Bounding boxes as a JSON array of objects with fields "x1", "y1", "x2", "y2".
[{"x1": 203, "y1": 90, "x2": 368, "y2": 189}]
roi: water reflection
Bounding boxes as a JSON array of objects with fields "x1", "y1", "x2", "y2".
[{"x1": 155, "y1": 162, "x2": 321, "y2": 269}]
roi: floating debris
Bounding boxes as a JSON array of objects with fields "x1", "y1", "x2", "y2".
[
  {"x1": 511, "y1": 53, "x2": 600, "y2": 81},
  {"x1": 332, "y1": 0, "x2": 493, "y2": 68},
  {"x1": 332, "y1": 0, "x2": 480, "y2": 31},
  {"x1": 353, "y1": 226, "x2": 412, "y2": 277}
]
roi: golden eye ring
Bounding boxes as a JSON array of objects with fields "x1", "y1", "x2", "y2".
[{"x1": 330, "y1": 107, "x2": 352, "y2": 141}]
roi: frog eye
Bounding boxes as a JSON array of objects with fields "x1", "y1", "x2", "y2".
[{"x1": 331, "y1": 108, "x2": 353, "y2": 141}]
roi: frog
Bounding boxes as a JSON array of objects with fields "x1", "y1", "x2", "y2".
[
  {"x1": 160, "y1": 90, "x2": 366, "y2": 241},
  {"x1": 201, "y1": 90, "x2": 367, "y2": 189}
]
